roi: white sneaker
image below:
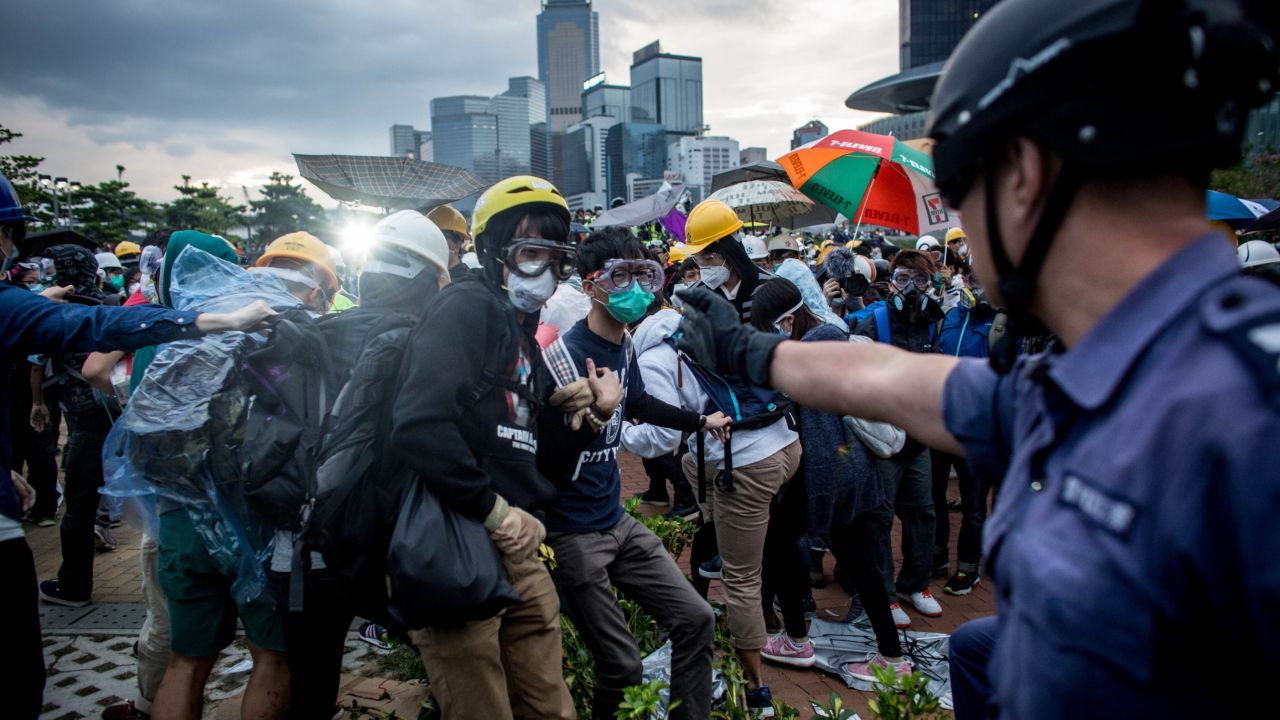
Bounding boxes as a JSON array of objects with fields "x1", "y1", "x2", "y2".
[
  {"x1": 901, "y1": 589, "x2": 943, "y2": 617},
  {"x1": 889, "y1": 602, "x2": 911, "y2": 628}
]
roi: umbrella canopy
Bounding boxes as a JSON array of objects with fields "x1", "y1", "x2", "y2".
[
  {"x1": 1206, "y1": 190, "x2": 1272, "y2": 230},
  {"x1": 707, "y1": 180, "x2": 838, "y2": 229},
  {"x1": 710, "y1": 160, "x2": 789, "y2": 193},
  {"x1": 591, "y1": 182, "x2": 686, "y2": 229},
  {"x1": 19, "y1": 228, "x2": 96, "y2": 260},
  {"x1": 778, "y1": 129, "x2": 957, "y2": 237},
  {"x1": 1247, "y1": 205, "x2": 1280, "y2": 233},
  {"x1": 293, "y1": 154, "x2": 488, "y2": 211}
]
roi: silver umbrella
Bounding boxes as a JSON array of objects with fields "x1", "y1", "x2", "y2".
[{"x1": 293, "y1": 154, "x2": 488, "y2": 211}]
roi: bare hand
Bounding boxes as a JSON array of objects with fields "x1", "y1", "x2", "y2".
[
  {"x1": 549, "y1": 378, "x2": 593, "y2": 414},
  {"x1": 30, "y1": 404, "x2": 49, "y2": 433},
  {"x1": 195, "y1": 300, "x2": 277, "y2": 333},
  {"x1": 822, "y1": 279, "x2": 841, "y2": 300},
  {"x1": 11, "y1": 472, "x2": 35, "y2": 513},
  {"x1": 584, "y1": 358, "x2": 623, "y2": 416},
  {"x1": 40, "y1": 285, "x2": 74, "y2": 303},
  {"x1": 490, "y1": 506, "x2": 546, "y2": 559},
  {"x1": 703, "y1": 411, "x2": 732, "y2": 443}
]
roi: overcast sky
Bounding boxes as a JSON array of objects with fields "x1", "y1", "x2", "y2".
[{"x1": 1, "y1": 0, "x2": 896, "y2": 202}]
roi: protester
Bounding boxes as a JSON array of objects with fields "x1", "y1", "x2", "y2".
[
  {"x1": 427, "y1": 203, "x2": 472, "y2": 281},
  {"x1": 671, "y1": 1, "x2": 1279, "y2": 716},
  {"x1": 767, "y1": 235, "x2": 801, "y2": 267}
]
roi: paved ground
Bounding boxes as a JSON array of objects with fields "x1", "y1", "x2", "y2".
[{"x1": 30, "y1": 451, "x2": 993, "y2": 718}]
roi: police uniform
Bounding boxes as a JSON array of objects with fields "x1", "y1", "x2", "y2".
[{"x1": 942, "y1": 234, "x2": 1280, "y2": 717}]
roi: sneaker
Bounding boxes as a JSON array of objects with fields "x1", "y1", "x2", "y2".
[
  {"x1": 36, "y1": 516, "x2": 56, "y2": 528},
  {"x1": 744, "y1": 685, "x2": 776, "y2": 718},
  {"x1": 633, "y1": 488, "x2": 670, "y2": 506},
  {"x1": 698, "y1": 555, "x2": 722, "y2": 580},
  {"x1": 357, "y1": 621, "x2": 391, "y2": 650},
  {"x1": 889, "y1": 602, "x2": 911, "y2": 629},
  {"x1": 94, "y1": 525, "x2": 118, "y2": 552},
  {"x1": 761, "y1": 632, "x2": 816, "y2": 668},
  {"x1": 664, "y1": 498, "x2": 699, "y2": 521},
  {"x1": 944, "y1": 571, "x2": 981, "y2": 596},
  {"x1": 901, "y1": 589, "x2": 943, "y2": 617},
  {"x1": 102, "y1": 700, "x2": 150, "y2": 720},
  {"x1": 39, "y1": 580, "x2": 90, "y2": 608},
  {"x1": 845, "y1": 654, "x2": 914, "y2": 683}
]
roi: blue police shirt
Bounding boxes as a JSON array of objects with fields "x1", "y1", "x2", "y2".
[
  {"x1": 0, "y1": 285, "x2": 201, "y2": 522},
  {"x1": 943, "y1": 234, "x2": 1280, "y2": 717}
]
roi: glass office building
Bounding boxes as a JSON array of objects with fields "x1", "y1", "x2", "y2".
[
  {"x1": 537, "y1": 0, "x2": 600, "y2": 132},
  {"x1": 630, "y1": 41, "x2": 703, "y2": 135}
]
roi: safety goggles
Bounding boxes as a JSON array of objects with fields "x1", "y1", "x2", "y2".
[
  {"x1": 586, "y1": 258, "x2": 665, "y2": 293},
  {"x1": 505, "y1": 238, "x2": 577, "y2": 281},
  {"x1": 691, "y1": 251, "x2": 725, "y2": 268},
  {"x1": 892, "y1": 270, "x2": 931, "y2": 291},
  {"x1": 920, "y1": 246, "x2": 943, "y2": 263}
]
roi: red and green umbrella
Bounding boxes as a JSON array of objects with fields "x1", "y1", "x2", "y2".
[{"x1": 777, "y1": 129, "x2": 958, "y2": 237}]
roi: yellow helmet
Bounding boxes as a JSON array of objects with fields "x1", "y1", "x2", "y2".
[
  {"x1": 471, "y1": 176, "x2": 569, "y2": 238},
  {"x1": 945, "y1": 227, "x2": 967, "y2": 243},
  {"x1": 685, "y1": 200, "x2": 743, "y2": 253},
  {"x1": 257, "y1": 231, "x2": 340, "y2": 292},
  {"x1": 667, "y1": 244, "x2": 690, "y2": 264},
  {"x1": 427, "y1": 204, "x2": 470, "y2": 239},
  {"x1": 114, "y1": 241, "x2": 142, "y2": 260},
  {"x1": 818, "y1": 245, "x2": 837, "y2": 266}
]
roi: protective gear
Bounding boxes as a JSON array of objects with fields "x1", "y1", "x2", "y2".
[
  {"x1": 698, "y1": 264, "x2": 731, "y2": 290},
  {"x1": 549, "y1": 377, "x2": 594, "y2": 414},
  {"x1": 95, "y1": 252, "x2": 124, "y2": 271},
  {"x1": 601, "y1": 283, "x2": 654, "y2": 324},
  {"x1": 772, "y1": 299, "x2": 804, "y2": 337},
  {"x1": 503, "y1": 239, "x2": 576, "y2": 281},
  {"x1": 741, "y1": 235, "x2": 768, "y2": 260},
  {"x1": 926, "y1": 0, "x2": 1277, "y2": 370},
  {"x1": 427, "y1": 204, "x2": 470, "y2": 240},
  {"x1": 257, "y1": 231, "x2": 340, "y2": 292},
  {"x1": 26, "y1": 282, "x2": 41, "y2": 292},
  {"x1": 767, "y1": 235, "x2": 801, "y2": 254},
  {"x1": 490, "y1": 505, "x2": 546, "y2": 560},
  {"x1": 674, "y1": 287, "x2": 784, "y2": 388},
  {"x1": 667, "y1": 244, "x2": 689, "y2": 264},
  {"x1": 0, "y1": 173, "x2": 32, "y2": 223},
  {"x1": 470, "y1": 175, "x2": 570, "y2": 238},
  {"x1": 1238, "y1": 239, "x2": 1280, "y2": 268},
  {"x1": 685, "y1": 200, "x2": 744, "y2": 252},
  {"x1": 366, "y1": 210, "x2": 451, "y2": 278},
  {"x1": 114, "y1": 241, "x2": 142, "y2": 261},
  {"x1": 506, "y1": 264, "x2": 557, "y2": 312},
  {"x1": 945, "y1": 227, "x2": 967, "y2": 244},
  {"x1": 586, "y1": 258, "x2": 665, "y2": 293},
  {"x1": 108, "y1": 275, "x2": 125, "y2": 291}
]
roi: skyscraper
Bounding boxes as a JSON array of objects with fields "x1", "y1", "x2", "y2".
[
  {"x1": 899, "y1": 0, "x2": 999, "y2": 70},
  {"x1": 606, "y1": 122, "x2": 667, "y2": 202},
  {"x1": 430, "y1": 96, "x2": 499, "y2": 183},
  {"x1": 630, "y1": 41, "x2": 703, "y2": 136},
  {"x1": 537, "y1": 0, "x2": 600, "y2": 133},
  {"x1": 667, "y1": 135, "x2": 739, "y2": 202},
  {"x1": 489, "y1": 77, "x2": 546, "y2": 179},
  {"x1": 390, "y1": 124, "x2": 432, "y2": 159},
  {"x1": 791, "y1": 120, "x2": 829, "y2": 150},
  {"x1": 582, "y1": 80, "x2": 632, "y2": 122}
]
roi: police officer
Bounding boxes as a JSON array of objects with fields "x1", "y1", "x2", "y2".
[{"x1": 673, "y1": 0, "x2": 1280, "y2": 717}]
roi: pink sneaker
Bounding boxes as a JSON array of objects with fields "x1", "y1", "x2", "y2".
[
  {"x1": 761, "y1": 632, "x2": 816, "y2": 668},
  {"x1": 845, "y1": 654, "x2": 914, "y2": 683}
]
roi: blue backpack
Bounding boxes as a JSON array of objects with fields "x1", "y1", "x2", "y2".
[
  {"x1": 869, "y1": 303, "x2": 937, "y2": 346},
  {"x1": 938, "y1": 304, "x2": 995, "y2": 358}
]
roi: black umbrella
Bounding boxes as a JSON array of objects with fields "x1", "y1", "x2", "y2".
[
  {"x1": 1247, "y1": 205, "x2": 1280, "y2": 233},
  {"x1": 710, "y1": 161, "x2": 788, "y2": 193},
  {"x1": 293, "y1": 154, "x2": 488, "y2": 211},
  {"x1": 20, "y1": 228, "x2": 96, "y2": 260}
]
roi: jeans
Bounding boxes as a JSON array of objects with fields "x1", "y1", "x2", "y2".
[
  {"x1": 12, "y1": 381, "x2": 61, "y2": 520},
  {"x1": 931, "y1": 450, "x2": 987, "y2": 572},
  {"x1": 871, "y1": 445, "x2": 935, "y2": 597},
  {"x1": 830, "y1": 514, "x2": 903, "y2": 657},
  {"x1": 761, "y1": 475, "x2": 810, "y2": 641},
  {"x1": 56, "y1": 409, "x2": 114, "y2": 597},
  {"x1": 3, "y1": 538, "x2": 45, "y2": 720},
  {"x1": 549, "y1": 513, "x2": 714, "y2": 720},
  {"x1": 269, "y1": 568, "x2": 357, "y2": 720},
  {"x1": 949, "y1": 616, "x2": 998, "y2": 720}
]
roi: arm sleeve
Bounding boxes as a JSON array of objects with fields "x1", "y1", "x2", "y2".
[
  {"x1": 535, "y1": 387, "x2": 598, "y2": 488},
  {"x1": 942, "y1": 358, "x2": 1014, "y2": 485},
  {"x1": 388, "y1": 292, "x2": 497, "y2": 522},
  {"x1": 620, "y1": 346, "x2": 692, "y2": 457},
  {"x1": 625, "y1": 352, "x2": 704, "y2": 431},
  {"x1": 0, "y1": 286, "x2": 201, "y2": 357}
]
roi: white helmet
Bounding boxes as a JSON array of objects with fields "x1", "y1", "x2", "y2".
[
  {"x1": 741, "y1": 235, "x2": 768, "y2": 260},
  {"x1": 852, "y1": 254, "x2": 877, "y2": 282},
  {"x1": 767, "y1": 235, "x2": 801, "y2": 254},
  {"x1": 915, "y1": 235, "x2": 940, "y2": 251},
  {"x1": 1237, "y1": 239, "x2": 1280, "y2": 268},
  {"x1": 366, "y1": 210, "x2": 450, "y2": 279},
  {"x1": 95, "y1": 252, "x2": 124, "y2": 271}
]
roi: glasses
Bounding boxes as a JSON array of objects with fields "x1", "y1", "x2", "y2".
[
  {"x1": 920, "y1": 247, "x2": 943, "y2": 263},
  {"x1": 587, "y1": 258, "x2": 665, "y2": 293},
  {"x1": 505, "y1": 238, "x2": 577, "y2": 281},
  {"x1": 691, "y1": 251, "x2": 725, "y2": 268},
  {"x1": 892, "y1": 271, "x2": 931, "y2": 291}
]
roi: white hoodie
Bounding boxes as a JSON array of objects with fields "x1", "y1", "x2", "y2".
[{"x1": 621, "y1": 309, "x2": 797, "y2": 468}]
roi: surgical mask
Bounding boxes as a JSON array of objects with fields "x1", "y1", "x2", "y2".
[
  {"x1": 26, "y1": 282, "x2": 41, "y2": 293},
  {"x1": 601, "y1": 283, "x2": 654, "y2": 324},
  {"x1": 699, "y1": 264, "x2": 730, "y2": 290},
  {"x1": 108, "y1": 275, "x2": 124, "y2": 290},
  {"x1": 507, "y1": 262, "x2": 557, "y2": 312},
  {"x1": 127, "y1": 282, "x2": 140, "y2": 297},
  {"x1": 954, "y1": 242, "x2": 968, "y2": 258}
]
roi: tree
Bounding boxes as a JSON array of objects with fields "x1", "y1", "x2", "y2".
[
  {"x1": 1210, "y1": 153, "x2": 1280, "y2": 200},
  {"x1": 247, "y1": 172, "x2": 327, "y2": 242},
  {"x1": 163, "y1": 175, "x2": 245, "y2": 237},
  {"x1": 0, "y1": 124, "x2": 57, "y2": 228},
  {"x1": 76, "y1": 180, "x2": 161, "y2": 247}
]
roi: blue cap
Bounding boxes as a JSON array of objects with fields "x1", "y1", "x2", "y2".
[{"x1": 0, "y1": 173, "x2": 33, "y2": 223}]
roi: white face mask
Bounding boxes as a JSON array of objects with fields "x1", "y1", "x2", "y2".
[
  {"x1": 507, "y1": 262, "x2": 557, "y2": 312},
  {"x1": 699, "y1": 264, "x2": 730, "y2": 290}
]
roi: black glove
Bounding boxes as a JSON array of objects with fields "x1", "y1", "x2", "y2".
[{"x1": 673, "y1": 288, "x2": 783, "y2": 388}]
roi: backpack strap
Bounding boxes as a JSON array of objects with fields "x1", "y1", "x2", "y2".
[{"x1": 873, "y1": 303, "x2": 891, "y2": 344}]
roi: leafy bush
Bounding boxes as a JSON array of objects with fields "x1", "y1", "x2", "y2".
[{"x1": 866, "y1": 663, "x2": 951, "y2": 720}]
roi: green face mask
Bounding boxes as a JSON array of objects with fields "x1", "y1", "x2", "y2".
[
  {"x1": 604, "y1": 283, "x2": 654, "y2": 324},
  {"x1": 109, "y1": 274, "x2": 125, "y2": 290}
]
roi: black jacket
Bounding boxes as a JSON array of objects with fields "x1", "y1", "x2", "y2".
[
  {"x1": 389, "y1": 274, "x2": 593, "y2": 522},
  {"x1": 854, "y1": 296, "x2": 941, "y2": 354}
]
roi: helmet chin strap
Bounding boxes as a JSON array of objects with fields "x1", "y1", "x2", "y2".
[{"x1": 983, "y1": 159, "x2": 1083, "y2": 373}]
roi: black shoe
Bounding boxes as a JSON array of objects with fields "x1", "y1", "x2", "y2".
[
  {"x1": 944, "y1": 571, "x2": 981, "y2": 596},
  {"x1": 39, "y1": 580, "x2": 90, "y2": 608},
  {"x1": 664, "y1": 498, "x2": 699, "y2": 521},
  {"x1": 633, "y1": 488, "x2": 669, "y2": 506},
  {"x1": 698, "y1": 555, "x2": 722, "y2": 579}
]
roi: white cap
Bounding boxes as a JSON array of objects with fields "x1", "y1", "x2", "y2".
[
  {"x1": 95, "y1": 252, "x2": 123, "y2": 270},
  {"x1": 741, "y1": 235, "x2": 768, "y2": 260},
  {"x1": 767, "y1": 235, "x2": 801, "y2": 253},
  {"x1": 366, "y1": 210, "x2": 450, "y2": 278},
  {"x1": 1238, "y1": 239, "x2": 1280, "y2": 268}
]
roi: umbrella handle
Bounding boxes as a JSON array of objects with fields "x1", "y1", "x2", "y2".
[{"x1": 851, "y1": 160, "x2": 883, "y2": 239}]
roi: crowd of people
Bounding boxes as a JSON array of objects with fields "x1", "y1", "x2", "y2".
[{"x1": 2, "y1": 1, "x2": 1278, "y2": 720}]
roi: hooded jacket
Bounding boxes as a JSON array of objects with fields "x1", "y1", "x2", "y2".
[{"x1": 619, "y1": 309, "x2": 796, "y2": 469}]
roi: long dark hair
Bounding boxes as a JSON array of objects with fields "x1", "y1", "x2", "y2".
[
  {"x1": 750, "y1": 278, "x2": 822, "y2": 338},
  {"x1": 475, "y1": 205, "x2": 570, "y2": 286}
]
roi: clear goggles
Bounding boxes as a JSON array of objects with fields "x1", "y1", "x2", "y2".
[
  {"x1": 505, "y1": 238, "x2": 577, "y2": 281},
  {"x1": 892, "y1": 270, "x2": 931, "y2": 291},
  {"x1": 586, "y1": 258, "x2": 665, "y2": 293}
]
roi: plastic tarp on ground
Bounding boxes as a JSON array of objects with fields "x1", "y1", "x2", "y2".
[
  {"x1": 810, "y1": 618, "x2": 953, "y2": 710},
  {"x1": 640, "y1": 640, "x2": 726, "y2": 718},
  {"x1": 591, "y1": 182, "x2": 686, "y2": 229},
  {"x1": 103, "y1": 246, "x2": 305, "y2": 602}
]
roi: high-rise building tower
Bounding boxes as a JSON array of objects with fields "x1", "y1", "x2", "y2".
[
  {"x1": 629, "y1": 41, "x2": 703, "y2": 136},
  {"x1": 537, "y1": 0, "x2": 600, "y2": 133},
  {"x1": 430, "y1": 96, "x2": 499, "y2": 183},
  {"x1": 390, "y1": 124, "x2": 420, "y2": 159},
  {"x1": 791, "y1": 120, "x2": 829, "y2": 150},
  {"x1": 899, "y1": 0, "x2": 999, "y2": 70}
]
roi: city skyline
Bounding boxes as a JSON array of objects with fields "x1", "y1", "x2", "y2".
[{"x1": 1, "y1": 0, "x2": 899, "y2": 202}]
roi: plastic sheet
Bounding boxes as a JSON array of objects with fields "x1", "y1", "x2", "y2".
[
  {"x1": 809, "y1": 618, "x2": 953, "y2": 710},
  {"x1": 774, "y1": 258, "x2": 850, "y2": 333},
  {"x1": 640, "y1": 640, "x2": 726, "y2": 718},
  {"x1": 102, "y1": 246, "x2": 302, "y2": 602}
]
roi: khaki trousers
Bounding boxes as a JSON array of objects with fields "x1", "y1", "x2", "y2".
[
  {"x1": 409, "y1": 551, "x2": 575, "y2": 720},
  {"x1": 684, "y1": 440, "x2": 802, "y2": 650}
]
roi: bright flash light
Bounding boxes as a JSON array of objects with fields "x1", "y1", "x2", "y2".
[{"x1": 341, "y1": 222, "x2": 375, "y2": 261}]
